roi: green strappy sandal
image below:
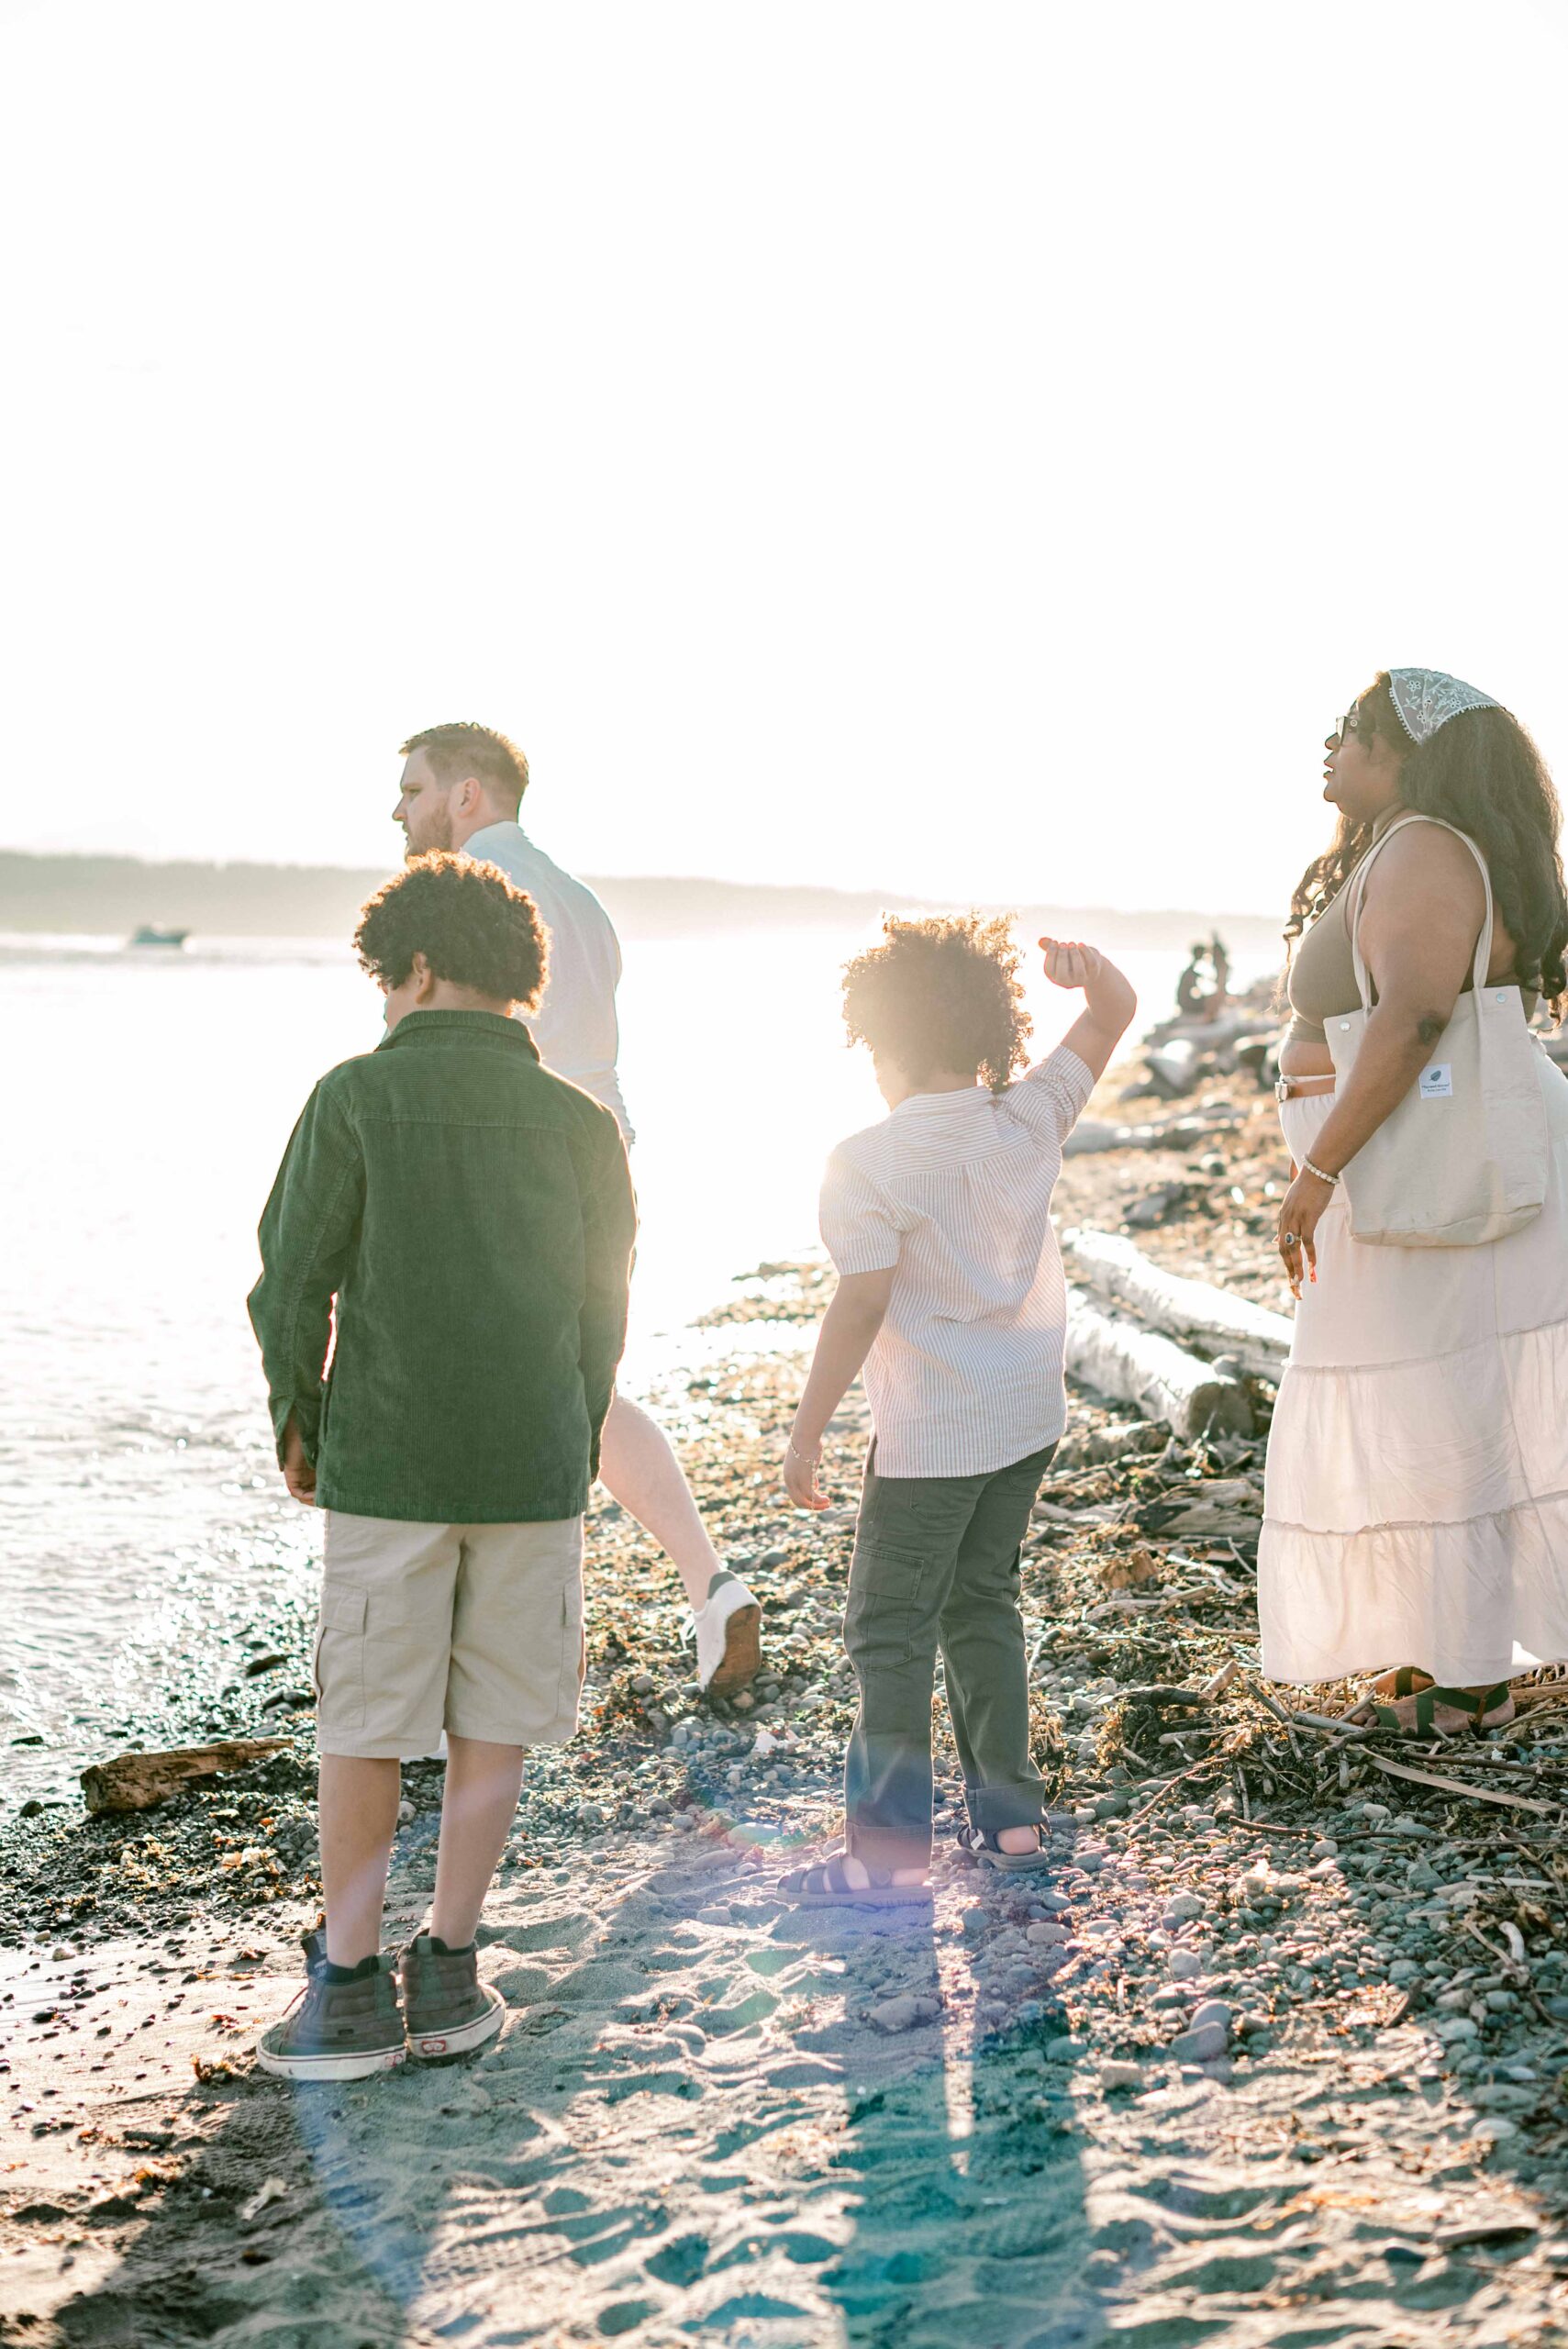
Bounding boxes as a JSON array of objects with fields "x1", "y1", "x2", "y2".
[{"x1": 1372, "y1": 1673, "x2": 1515, "y2": 1738}]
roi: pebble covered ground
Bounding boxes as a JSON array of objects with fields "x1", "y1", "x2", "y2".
[{"x1": 5, "y1": 1064, "x2": 1568, "y2": 2345}]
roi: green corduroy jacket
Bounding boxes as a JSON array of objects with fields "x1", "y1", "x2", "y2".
[{"x1": 247, "y1": 1009, "x2": 637, "y2": 1523}]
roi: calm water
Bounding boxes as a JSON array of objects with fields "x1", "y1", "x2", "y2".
[{"x1": 0, "y1": 929, "x2": 1272, "y2": 1793}]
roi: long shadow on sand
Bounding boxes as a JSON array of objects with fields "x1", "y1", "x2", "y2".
[
  {"x1": 771, "y1": 1895, "x2": 1102, "y2": 2349},
  {"x1": 42, "y1": 1835, "x2": 1101, "y2": 2348},
  {"x1": 44, "y1": 1800, "x2": 1568, "y2": 2349}
]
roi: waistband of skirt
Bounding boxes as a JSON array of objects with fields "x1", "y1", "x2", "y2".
[{"x1": 1277, "y1": 1088, "x2": 1336, "y2": 1141}]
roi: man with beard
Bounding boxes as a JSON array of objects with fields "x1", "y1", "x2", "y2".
[{"x1": 391, "y1": 720, "x2": 762, "y2": 1694}]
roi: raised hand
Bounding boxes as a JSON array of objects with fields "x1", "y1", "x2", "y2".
[
  {"x1": 1036, "y1": 938, "x2": 1138, "y2": 1083},
  {"x1": 1040, "y1": 937, "x2": 1101, "y2": 991}
]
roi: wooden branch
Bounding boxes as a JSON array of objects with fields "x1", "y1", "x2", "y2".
[
  {"x1": 1253, "y1": 1689, "x2": 1373, "y2": 1738},
  {"x1": 1062, "y1": 1228, "x2": 1293, "y2": 1382},
  {"x1": 1127, "y1": 1758, "x2": 1215, "y2": 1821},
  {"x1": 1362, "y1": 1751, "x2": 1559, "y2": 1817},
  {"x1": 1065, "y1": 1289, "x2": 1253, "y2": 1441},
  {"x1": 80, "y1": 1737, "x2": 291, "y2": 1815}
]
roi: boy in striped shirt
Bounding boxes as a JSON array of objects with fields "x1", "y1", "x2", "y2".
[{"x1": 781, "y1": 917, "x2": 1136, "y2": 1906}]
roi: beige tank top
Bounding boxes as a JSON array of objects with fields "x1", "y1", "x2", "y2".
[{"x1": 1284, "y1": 816, "x2": 1531, "y2": 1048}]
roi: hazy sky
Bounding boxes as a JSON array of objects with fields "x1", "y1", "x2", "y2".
[{"x1": 2, "y1": 1, "x2": 1565, "y2": 912}]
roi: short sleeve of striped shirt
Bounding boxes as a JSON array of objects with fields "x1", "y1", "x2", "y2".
[
  {"x1": 819, "y1": 1145, "x2": 905, "y2": 1275},
  {"x1": 1006, "y1": 1044, "x2": 1095, "y2": 1144}
]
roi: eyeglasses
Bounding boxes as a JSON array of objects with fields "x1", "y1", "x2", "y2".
[{"x1": 1328, "y1": 708, "x2": 1362, "y2": 750}]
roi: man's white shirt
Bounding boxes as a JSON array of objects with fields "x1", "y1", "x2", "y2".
[{"x1": 461, "y1": 821, "x2": 633, "y2": 1141}]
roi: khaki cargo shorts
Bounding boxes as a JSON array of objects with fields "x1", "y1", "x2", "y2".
[{"x1": 313, "y1": 1512, "x2": 585, "y2": 1759}]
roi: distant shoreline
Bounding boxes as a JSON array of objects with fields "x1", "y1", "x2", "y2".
[{"x1": 0, "y1": 848, "x2": 1287, "y2": 954}]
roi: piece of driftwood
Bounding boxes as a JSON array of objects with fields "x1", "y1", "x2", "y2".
[
  {"x1": 1063, "y1": 1113, "x2": 1239, "y2": 1160},
  {"x1": 80, "y1": 1736, "x2": 291, "y2": 1815},
  {"x1": 1118, "y1": 1684, "x2": 1213, "y2": 1708},
  {"x1": 1142, "y1": 1005, "x2": 1280, "y2": 1053},
  {"x1": 1062, "y1": 1229, "x2": 1293, "y2": 1382},
  {"x1": 1065, "y1": 1290, "x2": 1252, "y2": 1440},
  {"x1": 1144, "y1": 1039, "x2": 1205, "y2": 1099},
  {"x1": 1133, "y1": 1476, "x2": 1263, "y2": 1540},
  {"x1": 1363, "y1": 1751, "x2": 1558, "y2": 1818},
  {"x1": 1254, "y1": 1688, "x2": 1373, "y2": 1739}
]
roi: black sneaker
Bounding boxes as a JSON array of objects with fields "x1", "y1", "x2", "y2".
[
  {"x1": 255, "y1": 1931, "x2": 406, "y2": 2082},
  {"x1": 399, "y1": 1932, "x2": 505, "y2": 2063}
]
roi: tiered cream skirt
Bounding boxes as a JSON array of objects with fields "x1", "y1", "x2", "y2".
[{"x1": 1259, "y1": 1051, "x2": 1568, "y2": 1687}]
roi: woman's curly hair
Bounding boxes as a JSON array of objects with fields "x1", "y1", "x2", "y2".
[
  {"x1": 841, "y1": 911, "x2": 1031, "y2": 1093},
  {"x1": 354, "y1": 852, "x2": 549, "y2": 1009},
  {"x1": 1286, "y1": 672, "x2": 1568, "y2": 1020}
]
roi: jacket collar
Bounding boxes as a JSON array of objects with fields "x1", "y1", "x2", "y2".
[{"x1": 377, "y1": 1009, "x2": 540, "y2": 1060}]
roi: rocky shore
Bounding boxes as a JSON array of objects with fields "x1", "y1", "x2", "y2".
[{"x1": 6, "y1": 1056, "x2": 1568, "y2": 2347}]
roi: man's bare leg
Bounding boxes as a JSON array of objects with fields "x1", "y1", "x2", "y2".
[
  {"x1": 597, "y1": 1392, "x2": 724, "y2": 1608},
  {"x1": 596, "y1": 1391, "x2": 762, "y2": 1690}
]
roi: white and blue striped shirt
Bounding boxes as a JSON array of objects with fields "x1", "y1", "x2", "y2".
[{"x1": 819, "y1": 1046, "x2": 1093, "y2": 1477}]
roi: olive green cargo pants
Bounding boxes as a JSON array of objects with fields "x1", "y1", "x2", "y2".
[{"x1": 842, "y1": 1439, "x2": 1056, "y2": 1873}]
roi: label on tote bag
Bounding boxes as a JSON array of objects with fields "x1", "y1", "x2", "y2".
[{"x1": 1419, "y1": 1063, "x2": 1454, "y2": 1099}]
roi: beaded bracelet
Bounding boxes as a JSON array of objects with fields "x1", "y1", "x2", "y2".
[{"x1": 1303, "y1": 1158, "x2": 1340, "y2": 1187}]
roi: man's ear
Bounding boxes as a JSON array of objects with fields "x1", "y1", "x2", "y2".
[
  {"x1": 457, "y1": 774, "x2": 484, "y2": 819},
  {"x1": 411, "y1": 951, "x2": 436, "y2": 1001}
]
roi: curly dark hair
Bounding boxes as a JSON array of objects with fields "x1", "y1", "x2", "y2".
[
  {"x1": 841, "y1": 912, "x2": 1031, "y2": 1093},
  {"x1": 399, "y1": 721, "x2": 530, "y2": 810},
  {"x1": 1286, "y1": 672, "x2": 1568, "y2": 1019},
  {"x1": 354, "y1": 852, "x2": 548, "y2": 1008}
]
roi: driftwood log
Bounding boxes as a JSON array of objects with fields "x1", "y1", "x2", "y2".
[
  {"x1": 80, "y1": 1736, "x2": 291, "y2": 1815},
  {"x1": 1062, "y1": 1229, "x2": 1293, "y2": 1383},
  {"x1": 1065, "y1": 1289, "x2": 1252, "y2": 1440},
  {"x1": 1133, "y1": 1475, "x2": 1264, "y2": 1541},
  {"x1": 1063, "y1": 1113, "x2": 1240, "y2": 1160}
]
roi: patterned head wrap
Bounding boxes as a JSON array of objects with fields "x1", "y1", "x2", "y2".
[{"x1": 1387, "y1": 668, "x2": 1501, "y2": 745}]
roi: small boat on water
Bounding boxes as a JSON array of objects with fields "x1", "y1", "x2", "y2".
[{"x1": 128, "y1": 924, "x2": 190, "y2": 950}]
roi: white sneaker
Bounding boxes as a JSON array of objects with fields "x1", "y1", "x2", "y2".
[{"x1": 691, "y1": 1572, "x2": 762, "y2": 1693}]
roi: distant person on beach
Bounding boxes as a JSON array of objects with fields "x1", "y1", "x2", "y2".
[
  {"x1": 1175, "y1": 933, "x2": 1230, "y2": 1021},
  {"x1": 1262, "y1": 669, "x2": 1568, "y2": 1731},
  {"x1": 776, "y1": 916, "x2": 1136, "y2": 1905},
  {"x1": 390, "y1": 722, "x2": 762, "y2": 1696},
  {"x1": 248, "y1": 854, "x2": 635, "y2": 2078}
]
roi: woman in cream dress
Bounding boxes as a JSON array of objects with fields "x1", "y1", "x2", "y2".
[{"x1": 1260, "y1": 668, "x2": 1568, "y2": 1733}]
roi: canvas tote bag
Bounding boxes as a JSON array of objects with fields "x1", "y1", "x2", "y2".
[{"x1": 1324, "y1": 815, "x2": 1548, "y2": 1247}]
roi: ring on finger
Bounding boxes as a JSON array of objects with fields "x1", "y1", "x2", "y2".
[{"x1": 1283, "y1": 1231, "x2": 1298, "y2": 1247}]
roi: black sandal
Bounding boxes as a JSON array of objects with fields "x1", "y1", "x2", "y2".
[
  {"x1": 778, "y1": 1853, "x2": 933, "y2": 1908},
  {"x1": 957, "y1": 1824, "x2": 1052, "y2": 1873}
]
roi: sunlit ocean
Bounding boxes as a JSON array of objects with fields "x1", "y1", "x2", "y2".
[{"x1": 0, "y1": 928, "x2": 1273, "y2": 1794}]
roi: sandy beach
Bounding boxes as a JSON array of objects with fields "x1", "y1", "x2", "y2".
[{"x1": 6, "y1": 1064, "x2": 1568, "y2": 2349}]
